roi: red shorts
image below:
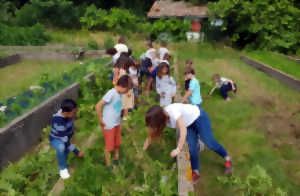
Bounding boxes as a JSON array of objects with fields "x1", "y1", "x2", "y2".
[{"x1": 103, "y1": 126, "x2": 121, "y2": 151}]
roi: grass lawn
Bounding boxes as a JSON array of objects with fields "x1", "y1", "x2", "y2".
[
  {"x1": 0, "y1": 60, "x2": 81, "y2": 102},
  {"x1": 246, "y1": 50, "x2": 300, "y2": 79},
  {"x1": 172, "y1": 43, "x2": 300, "y2": 195}
]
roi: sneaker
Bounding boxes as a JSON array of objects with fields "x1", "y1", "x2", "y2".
[
  {"x1": 60, "y1": 169, "x2": 70, "y2": 179},
  {"x1": 192, "y1": 171, "x2": 200, "y2": 183},
  {"x1": 225, "y1": 160, "x2": 232, "y2": 176}
]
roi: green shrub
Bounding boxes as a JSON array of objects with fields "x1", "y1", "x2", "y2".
[
  {"x1": 14, "y1": 0, "x2": 84, "y2": 28},
  {"x1": 87, "y1": 39, "x2": 99, "y2": 50},
  {"x1": 103, "y1": 36, "x2": 115, "y2": 50},
  {"x1": 150, "y1": 18, "x2": 191, "y2": 41},
  {"x1": 80, "y1": 5, "x2": 139, "y2": 34},
  {"x1": 0, "y1": 23, "x2": 50, "y2": 46},
  {"x1": 208, "y1": 0, "x2": 300, "y2": 53},
  {"x1": 218, "y1": 165, "x2": 288, "y2": 196}
]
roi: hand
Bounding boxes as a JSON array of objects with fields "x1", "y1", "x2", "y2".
[
  {"x1": 99, "y1": 121, "x2": 106, "y2": 129},
  {"x1": 160, "y1": 92, "x2": 165, "y2": 98},
  {"x1": 170, "y1": 148, "x2": 180, "y2": 157},
  {"x1": 77, "y1": 151, "x2": 84, "y2": 158},
  {"x1": 232, "y1": 87, "x2": 236, "y2": 91}
]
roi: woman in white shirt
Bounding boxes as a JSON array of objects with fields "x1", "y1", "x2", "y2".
[{"x1": 143, "y1": 104, "x2": 232, "y2": 182}]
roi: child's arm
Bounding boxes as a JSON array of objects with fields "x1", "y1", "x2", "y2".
[
  {"x1": 95, "y1": 100, "x2": 107, "y2": 129},
  {"x1": 112, "y1": 68, "x2": 120, "y2": 86},
  {"x1": 143, "y1": 136, "x2": 152, "y2": 150},
  {"x1": 170, "y1": 117, "x2": 187, "y2": 157},
  {"x1": 209, "y1": 86, "x2": 217, "y2": 96},
  {"x1": 228, "y1": 79, "x2": 236, "y2": 91},
  {"x1": 182, "y1": 90, "x2": 192, "y2": 103}
]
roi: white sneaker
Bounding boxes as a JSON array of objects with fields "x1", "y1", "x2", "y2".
[{"x1": 59, "y1": 169, "x2": 70, "y2": 179}]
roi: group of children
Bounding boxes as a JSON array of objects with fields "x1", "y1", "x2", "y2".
[{"x1": 49, "y1": 37, "x2": 238, "y2": 182}]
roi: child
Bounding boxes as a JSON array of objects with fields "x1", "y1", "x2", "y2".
[
  {"x1": 184, "y1": 60, "x2": 193, "y2": 91},
  {"x1": 182, "y1": 67, "x2": 202, "y2": 108},
  {"x1": 156, "y1": 62, "x2": 176, "y2": 106},
  {"x1": 96, "y1": 75, "x2": 133, "y2": 169},
  {"x1": 113, "y1": 54, "x2": 135, "y2": 119},
  {"x1": 158, "y1": 41, "x2": 170, "y2": 60},
  {"x1": 143, "y1": 104, "x2": 232, "y2": 182},
  {"x1": 209, "y1": 74, "x2": 237, "y2": 101},
  {"x1": 129, "y1": 59, "x2": 140, "y2": 106},
  {"x1": 49, "y1": 99, "x2": 84, "y2": 179}
]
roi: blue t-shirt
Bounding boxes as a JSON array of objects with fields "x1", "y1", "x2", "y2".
[
  {"x1": 188, "y1": 78, "x2": 202, "y2": 105},
  {"x1": 102, "y1": 88, "x2": 122, "y2": 130}
]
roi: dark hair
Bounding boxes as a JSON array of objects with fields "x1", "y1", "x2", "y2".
[
  {"x1": 61, "y1": 99, "x2": 77, "y2": 113},
  {"x1": 118, "y1": 37, "x2": 126, "y2": 44},
  {"x1": 163, "y1": 53, "x2": 171, "y2": 61},
  {"x1": 145, "y1": 106, "x2": 168, "y2": 138},
  {"x1": 141, "y1": 57, "x2": 153, "y2": 69},
  {"x1": 161, "y1": 41, "x2": 167, "y2": 47},
  {"x1": 147, "y1": 41, "x2": 153, "y2": 48},
  {"x1": 106, "y1": 48, "x2": 117, "y2": 56},
  {"x1": 115, "y1": 54, "x2": 134, "y2": 72},
  {"x1": 127, "y1": 48, "x2": 132, "y2": 57},
  {"x1": 117, "y1": 75, "x2": 133, "y2": 89},
  {"x1": 157, "y1": 62, "x2": 170, "y2": 78},
  {"x1": 212, "y1": 74, "x2": 220, "y2": 80},
  {"x1": 132, "y1": 58, "x2": 140, "y2": 68},
  {"x1": 184, "y1": 67, "x2": 195, "y2": 75},
  {"x1": 186, "y1": 59, "x2": 193, "y2": 66}
]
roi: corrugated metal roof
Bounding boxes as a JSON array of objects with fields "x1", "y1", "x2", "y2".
[{"x1": 147, "y1": 0, "x2": 209, "y2": 19}]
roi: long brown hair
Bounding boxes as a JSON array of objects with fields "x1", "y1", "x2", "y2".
[
  {"x1": 115, "y1": 54, "x2": 134, "y2": 72},
  {"x1": 157, "y1": 62, "x2": 170, "y2": 78},
  {"x1": 145, "y1": 106, "x2": 168, "y2": 138}
]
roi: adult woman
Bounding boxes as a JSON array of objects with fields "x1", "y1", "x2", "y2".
[{"x1": 143, "y1": 104, "x2": 232, "y2": 182}]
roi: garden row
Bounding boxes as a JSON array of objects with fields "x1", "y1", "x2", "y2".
[
  {"x1": 0, "y1": 58, "x2": 110, "y2": 128},
  {"x1": 0, "y1": 61, "x2": 178, "y2": 195}
]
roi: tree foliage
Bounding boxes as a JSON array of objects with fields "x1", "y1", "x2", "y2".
[{"x1": 208, "y1": 0, "x2": 300, "y2": 53}]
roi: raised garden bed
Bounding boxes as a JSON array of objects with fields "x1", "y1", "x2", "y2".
[
  {"x1": 0, "y1": 54, "x2": 21, "y2": 69},
  {"x1": 241, "y1": 56, "x2": 300, "y2": 92},
  {"x1": 0, "y1": 58, "x2": 110, "y2": 170}
]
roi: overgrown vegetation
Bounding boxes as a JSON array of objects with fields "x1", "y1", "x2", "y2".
[
  {"x1": 0, "y1": 23, "x2": 49, "y2": 46},
  {"x1": 208, "y1": 0, "x2": 300, "y2": 54}
]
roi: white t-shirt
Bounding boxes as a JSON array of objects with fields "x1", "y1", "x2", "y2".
[
  {"x1": 164, "y1": 103, "x2": 200, "y2": 129},
  {"x1": 145, "y1": 48, "x2": 156, "y2": 59},
  {"x1": 158, "y1": 47, "x2": 169, "y2": 60},
  {"x1": 216, "y1": 77, "x2": 230, "y2": 87},
  {"x1": 114, "y1": 43, "x2": 128, "y2": 54}
]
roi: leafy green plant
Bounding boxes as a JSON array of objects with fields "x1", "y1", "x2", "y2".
[
  {"x1": 217, "y1": 165, "x2": 287, "y2": 196},
  {"x1": 103, "y1": 36, "x2": 115, "y2": 50},
  {"x1": 151, "y1": 18, "x2": 191, "y2": 41},
  {"x1": 87, "y1": 39, "x2": 99, "y2": 50}
]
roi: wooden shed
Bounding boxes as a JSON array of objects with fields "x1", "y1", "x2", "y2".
[{"x1": 147, "y1": 0, "x2": 209, "y2": 33}]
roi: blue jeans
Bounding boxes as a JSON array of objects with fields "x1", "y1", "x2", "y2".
[
  {"x1": 50, "y1": 138, "x2": 79, "y2": 170},
  {"x1": 220, "y1": 83, "x2": 237, "y2": 99},
  {"x1": 186, "y1": 109, "x2": 228, "y2": 171}
]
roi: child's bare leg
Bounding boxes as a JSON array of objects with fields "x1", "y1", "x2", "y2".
[
  {"x1": 104, "y1": 149, "x2": 111, "y2": 166},
  {"x1": 123, "y1": 109, "x2": 128, "y2": 116},
  {"x1": 146, "y1": 78, "x2": 153, "y2": 95},
  {"x1": 114, "y1": 148, "x2": 119, "y2": 160}
]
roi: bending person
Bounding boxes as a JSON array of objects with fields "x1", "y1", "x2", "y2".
[{"x1": 143, "y1": 104, "x2": 232, "y2": 183}]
